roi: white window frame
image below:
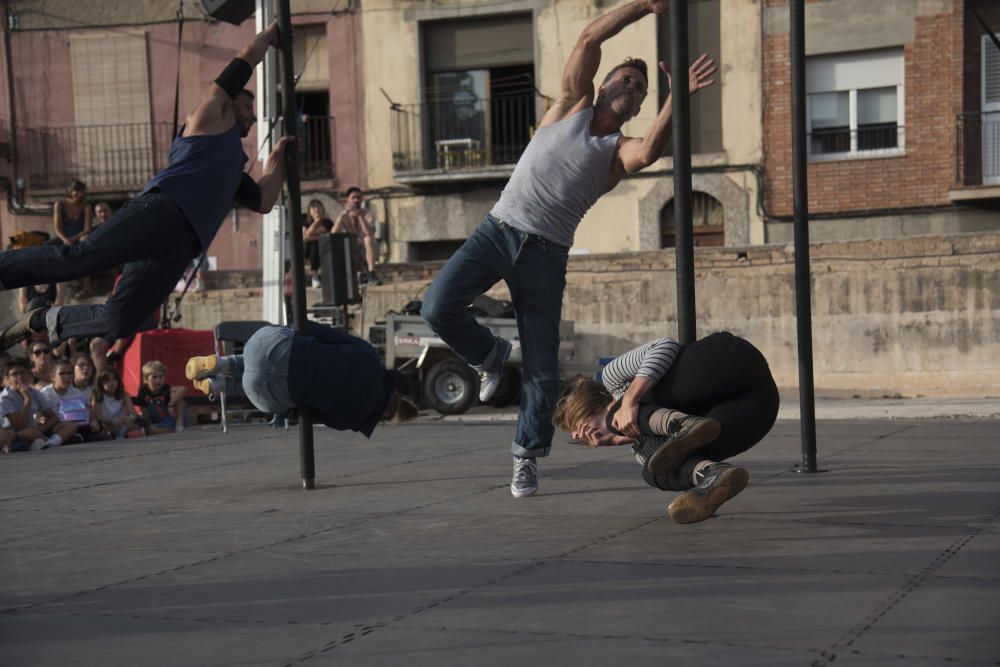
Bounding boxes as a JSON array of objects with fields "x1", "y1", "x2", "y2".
[{"x1": 805, "y1": 49, "x2": 906, "y2": 162}]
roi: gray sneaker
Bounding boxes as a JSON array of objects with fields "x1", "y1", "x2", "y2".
[
  {"x1": 476, "y1": 336, "x2": 512, "y2": 403},
  {"x1": 510, "y1": 455, "x2": 538, "y2": 498},
  {"x1": 667, "y1": 462, "x2": 749, "y2": 524}
]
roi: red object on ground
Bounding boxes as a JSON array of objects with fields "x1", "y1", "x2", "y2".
[{"x1": 122, "y1": 329, "x2": 214, "y2": 397}]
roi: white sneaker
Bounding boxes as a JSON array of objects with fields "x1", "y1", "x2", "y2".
[
  {"x1": 29, "y1": 438, "x2": 48, "y2": 451},
  {"x1": 475, "y1": 336, "x2": 512, "y2": 403},
  {"x1": 510, "y1": 455, "x2": 538, "y2": 498},
  {"x1": 311, "y1": 276, "x2": 322, "y2": 289}
]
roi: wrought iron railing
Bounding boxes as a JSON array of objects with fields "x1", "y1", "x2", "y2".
[
  {"x1": 956, "y1": 112, "x2": 1000, "y2": 186},
  {"x1": 391, "y1": 93, "x2": 538, "y2": 173},
  {"x1": 16, "y1": 115, "x2": 336, "y2": 191},
  {"x1": 298, "y1": 114, "x2": 336, "y2": 181},
  {"x1": 808, "y1": 124, "x2": 905, "y2": 158},
  {"x1": 22, "y1": 122, "x2": 174, "y2": 190}
]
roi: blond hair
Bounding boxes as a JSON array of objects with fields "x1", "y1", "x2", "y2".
[
  {"x1": 141, "y1": 360, "x2": 167, "y2": 379},
  {"x1": 552, "y1": 377, "x2": 612, "y2": 433}
]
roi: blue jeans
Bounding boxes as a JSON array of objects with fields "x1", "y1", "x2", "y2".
[
  {"x1": 0, "y1": 192, "x2": 199, "y2": 343},
  {"x1": 215, "y1": 326, "x2": 296, "y2": 415},
  {"x1": 422, "y1": 214, "x2": 569, "y2": 458}
]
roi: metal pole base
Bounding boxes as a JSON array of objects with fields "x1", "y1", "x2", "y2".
[
  {"x1": 302, "y1": 478, "x2": 316, "y2": 490},
  {"x1": 791, "y1": 464, "x2": 829, "y2": 474}
]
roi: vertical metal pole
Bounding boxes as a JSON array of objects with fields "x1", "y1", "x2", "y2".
[
  {"x1": 790, "y1": 0, "x2": 818, "y2": 472},
  {"x1": 670, "y1": 0, "x2": 696, "y2": 345},
  {"x1": 256, "y1": 0, "x2": 286, "y2": 326},
  {"x1": 275, "y1": 0, "x2": 316, "y2": 489}
]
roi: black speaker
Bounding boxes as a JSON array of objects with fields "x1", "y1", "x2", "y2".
[
  {"x1": 200, "y1": 0, "x2": 255, "y2": 25},
  {"x1": 318, "y1": 233, "x2": 362, "y2": 306}
]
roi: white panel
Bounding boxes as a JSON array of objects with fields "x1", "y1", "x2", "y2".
[
  {"x1": 984, "y1": 35, "x2": 1000, "y2": 108},
  {"x1": 807, "y1": 48, "x2": 903, "y2": 93}
]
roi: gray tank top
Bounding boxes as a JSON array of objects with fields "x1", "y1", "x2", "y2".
[{"x1": 491, "y1": 107, "x2": 620, "y2": 248}]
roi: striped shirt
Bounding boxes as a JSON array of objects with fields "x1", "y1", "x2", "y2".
[{"x1": 600, "y1": 337, "x2": 681, "y2": 465}]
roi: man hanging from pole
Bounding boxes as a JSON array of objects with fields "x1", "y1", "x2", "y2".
[
  {"x1": 0, "y1": 23, "x2": 294, "y2": 350},
  {"x1": 421, "y1": 0, "x2": 716, "y2": 498}
]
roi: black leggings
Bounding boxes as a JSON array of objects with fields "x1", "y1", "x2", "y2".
[{"x1": 639, "y1": 332, "x2": 780, "y2": 490}]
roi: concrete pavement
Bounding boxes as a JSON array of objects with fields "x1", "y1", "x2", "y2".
[{"x1": 1, "y1": 417, "x2": 998, "y2": 666}]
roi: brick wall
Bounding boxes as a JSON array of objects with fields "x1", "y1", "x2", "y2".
[{"x1": 762, "y1": 0, "x2": 962, "y2": 216}]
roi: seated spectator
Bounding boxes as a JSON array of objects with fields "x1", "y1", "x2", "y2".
[
  {"x1": 51, "y1": 179, "x2": 94, "y2": 297},
  {"x1": 29, "y1": 340, "x2": 55, "y2": 388},
  {"x1": 92, "y1": 367, "x2": 144, "y2": 439},
  {"x1": 41, "y1": 359, "x2": 110, "y2": 442},
  {"x1": 72, "y1": 354, "x2": 96, "y2": 401},
  {"x1": 136, "y1": 360, "x2": 186, "y2": 435},
  {"x1": 0, "y1": 357, "x2": 77, "y2": 450},
  {"x1": 302, "y1": 199, "x2": 334, "y2": 289},
  {"x1": 92, "y1": 201, "x2": 113, "y2": 229},
  {"x1": 332, "y1": 187, "x2": 382, "y2": 285}
]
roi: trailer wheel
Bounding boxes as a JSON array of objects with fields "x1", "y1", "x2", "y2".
[
  {"x1": 485, "y1": 367, "x2": 521, "y2": 407},
  {"x1": 423, "y1": 359, "x2": 478, "y2": 415}
]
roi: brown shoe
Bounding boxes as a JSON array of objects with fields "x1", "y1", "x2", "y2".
[
  {"x1": 667, "y1": 463, "x2": 749, "y2": 524},
  {"x1": 646, "y1": 416, "x2": 722, "y2": 476},
  {"x1": 0, "y1": 307, "x2": 45, "y2": 350}
]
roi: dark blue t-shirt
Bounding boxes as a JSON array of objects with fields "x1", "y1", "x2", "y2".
[{"x1": 142, "y1": 124, "x2": 247, "y2": 251}]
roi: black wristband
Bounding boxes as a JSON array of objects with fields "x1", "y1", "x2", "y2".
[{"x1": 215, "y1": 58, "x2": 253, "y2": 99}]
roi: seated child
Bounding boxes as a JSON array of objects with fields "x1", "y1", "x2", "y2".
[
  {"x1": 135, "y1": 360, "x2": 186, "y2": 435},
  {"x1": 0, "y1": 357, "x2": 77, "y2": 450},
  {"x1": 92, "y1": 367, "x2": 144, "y2": 439},
  {"x1": 40, "y1": 359, "x2": 110, "y2": 442}
]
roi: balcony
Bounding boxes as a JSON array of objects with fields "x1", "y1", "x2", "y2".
[
  {"x1": 807, "y1": 124, "x2": 906, "y2": 161},
  {"x1": 951, "y1": 112, "x2": 1000, "y2": 202},
  {"x1": 15, "y1": 116, "x2": 336, "y2": 194},
  {"x1": 391, "y1": 92, "x2": 538, "y2": 184}
]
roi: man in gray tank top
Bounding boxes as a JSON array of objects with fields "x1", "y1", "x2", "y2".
[{"x1": 422, "y1": 0, "x2": 716, "y2": 498}]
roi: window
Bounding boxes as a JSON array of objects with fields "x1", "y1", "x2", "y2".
[
  {"x1": 421, "y1": 14, "x2": 535, "y2": 170},
  {"x1": 806, "y1": 48, "x2": 904, "y2": 159},
  {"x1": 660, "y1": 192, "x2": 725, "y2": 248},
  {"x1": 656, "y1": 0, "x2": 722, "y2": 155}
]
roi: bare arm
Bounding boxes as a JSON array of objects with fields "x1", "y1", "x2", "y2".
[
  {"x1": 615, "y1": 54, "x2": 717, "y2": 178},
  {"x1": 54, "y1": 283, "x2": 64, "y2": 307},
  {"x1": 184, "y1": 22, "x2": 279, "y2": 137},
  {"x1": 540, "y1": 0, "x2": 665, "y2": 127},
  {"x1": 80, "y1": 204, "x2": 94, "y2": 238},
  {"x1": 18, "y1": 288, "x2": 28, "y2": 312},
  {"x1": 53, "y1": 202, "x2": 72, "y2": 244}
]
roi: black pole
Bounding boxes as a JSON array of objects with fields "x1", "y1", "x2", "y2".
[
  {"x1": 670, "y1": 0, "x2": 696, "y2": 345},
  {"x1": 790, "y1": 0, "x2": 818, "y2": 472},
  {"x1": 275, "y1": 0, "x2": 316, "y2": 489}
]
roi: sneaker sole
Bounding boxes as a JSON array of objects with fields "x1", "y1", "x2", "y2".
[
  {"x1": 667, "y1": 466, "x2": 750, "y2": 524},
  {"x1": 185, "y1": 355, "x2": 219, "y2": 381},
  {"x1": 510, "y1": 484, "x2": 538, "y2": 498},
  {"x1": 646, "y1": 418, "x2": 722, "y2": 476}
]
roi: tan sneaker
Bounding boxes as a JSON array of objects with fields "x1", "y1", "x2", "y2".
[
  {"x1": 646, "y1": 416, "x2": 722, "y2": 476},
  {"x1": 667, "y1": 463, "x2": 749, "y2": 524}
]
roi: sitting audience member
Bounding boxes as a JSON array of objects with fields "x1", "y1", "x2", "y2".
[
  {"x1": 92, "y1": 201, "x2": 113, "y2": 229},
  {"x1": 72, "y1": 354, "x2": 96, "y2": 400},
  {"x1": 19, "y1": 282, "x2": 64, "y2": 314},
  {"x1": 52, "y1": 179, "x2": 95, "y2": 296},
  {"x1": 0, "y1": 357, "x2": 77, "y2": 450},
  {"x1": 41, "y1": 359, "x2": 110, "y2": 442},
  {"x1": 332, "y1": 187, "x2": 382, "y2": 285},
  {"x1": 29, "y1": 340, "x2": 55, "y2": 388},
  {"x1": 136, "y1": 360, "x2": 186, "y2": 434},
  {"x1": 93, "y1": 367, "x2": 144, "y2": 439},
  {"x1": 302, "y1": 199, "x2": 334, "y2": 289}
]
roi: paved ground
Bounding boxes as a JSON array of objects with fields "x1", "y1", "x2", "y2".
[{"x1": 1, "y1": 416, "x2": 998, "y2": 666}]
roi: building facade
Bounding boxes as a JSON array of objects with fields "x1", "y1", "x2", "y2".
[{"x1": 363, "y1": 0, "x2": 998, "y2": 263}]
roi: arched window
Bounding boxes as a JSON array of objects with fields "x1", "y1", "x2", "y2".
[{"x1": 660, "y1": 191, "x2": 725, "y2": 248}]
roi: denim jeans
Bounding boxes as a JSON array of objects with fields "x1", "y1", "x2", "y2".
[
  {"x1": 0, "y1": 192, "x2": 199, "y2": 343},
  {"x1": 422, "y1": 214, "x2": 569, "y2": 457},
  {"x1": 215, "y1": 326, "x2": 296, "y2": 415}
]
